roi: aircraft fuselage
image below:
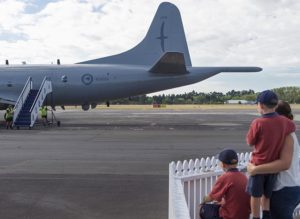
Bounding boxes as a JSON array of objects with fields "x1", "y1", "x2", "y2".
[{"x1": 0, "y1": 64, "x2": 220, "y2": 106}]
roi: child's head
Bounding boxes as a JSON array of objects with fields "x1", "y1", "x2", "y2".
[
  {"x1": 256, "y1": 90, "x2": 278, "y2": 114},
  {"x1": 218, "y1": 149, "x2": 238, "y2": 171}
]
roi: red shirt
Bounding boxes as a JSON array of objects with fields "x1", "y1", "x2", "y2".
[
  {"x1": 209, "y1": 169, "x2": 250, "y2": 219},
  {"x1": 247, "y1": 113, "x2": 295, "y2": 165}
]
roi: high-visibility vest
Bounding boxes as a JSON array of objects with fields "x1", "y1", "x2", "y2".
[
  {"x1": 5, "y1": 109, "x2": 13, "y2": 120},
  {"x1": 40, "y1": 107, "x2": 47, "y2": 117}
]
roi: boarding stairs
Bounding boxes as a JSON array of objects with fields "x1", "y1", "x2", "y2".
[{"x1": 13, "y1": 77, "x2": 52, "y2": 129}]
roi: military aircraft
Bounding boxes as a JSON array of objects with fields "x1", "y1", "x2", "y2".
[{"x1": 0, "y1": 2, "x2": 261, "y2": 112}]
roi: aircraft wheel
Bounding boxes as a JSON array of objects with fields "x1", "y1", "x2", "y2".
[{"x1": 57, "y1": 121, "x2": 61, "y2": 127}]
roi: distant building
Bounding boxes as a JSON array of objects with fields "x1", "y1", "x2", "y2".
[{"x1": 225, "y1": 100, "x2": 255, "y2": 104}]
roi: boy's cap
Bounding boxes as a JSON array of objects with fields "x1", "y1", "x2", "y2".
[
  {"x1": 256, "y1": 90, "x2": 278, "y2": 105},
  {"x1": 218, "y1": 149, "x2": 238, "y2": 165}
]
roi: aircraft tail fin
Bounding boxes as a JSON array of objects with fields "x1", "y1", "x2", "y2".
[
  {"x1": 78, "y1": 2, "x2": 192, "y2": 66},
  {"x1": 149, "y1": 52, "x2": 187, "y2": 74}
]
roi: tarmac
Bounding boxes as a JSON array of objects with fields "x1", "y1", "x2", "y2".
[{"x1": 0, "y1": 107, "x2": 299, "y2": 219}]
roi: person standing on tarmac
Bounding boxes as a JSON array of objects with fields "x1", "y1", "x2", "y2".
[
  {"x1": 4, "y1": 105, "x2": 14, "y2": 129},
  {"x1": 40, "y1": 106, "x2": 48, "y2": 126}
]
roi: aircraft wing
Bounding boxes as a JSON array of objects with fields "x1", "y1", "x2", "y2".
[
  {"x1": 149, "y1": 52, "x2": 188, "y2": 74},
  {"x1": 217, "y1": 67, "x2": 262, "y2": 72}
]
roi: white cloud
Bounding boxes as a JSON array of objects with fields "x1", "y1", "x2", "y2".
[
  {"x1": 0, "y1": 0, "x2": 299, "y2": 93},
  {"x1": 0, "y1": 0, "x2": 26, "y2": 31}
]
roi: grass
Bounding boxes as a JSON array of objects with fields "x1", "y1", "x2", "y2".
[{"x1": 64, "y1": 104, "x2": 300, "y2": 111}]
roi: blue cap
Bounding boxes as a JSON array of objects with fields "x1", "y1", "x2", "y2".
[
  {"x1": 256, "y1": 90, "x2": 278, "y2": 105},
  {"x1": 218, "y1": 149, "x2": 238, "y2": 165}
]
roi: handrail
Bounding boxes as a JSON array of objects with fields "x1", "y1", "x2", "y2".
[
  {"x1": 29, "y1": 77, "x2": 52, "y2": 127},
  {"x1": 30, "y1": 77, "x2": 49, "y2": 113},
  {"x1": 13, "y1": 77, "x2": 32, "y2": 125}
]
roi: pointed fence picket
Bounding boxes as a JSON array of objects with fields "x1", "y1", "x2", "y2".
[{"x1": 169, "y1": 152, "x2": 300, "y2": 219}]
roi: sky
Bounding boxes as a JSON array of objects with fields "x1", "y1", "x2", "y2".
[{"x1": 0, "y1": 0, "x2": 299, "y2": 95}]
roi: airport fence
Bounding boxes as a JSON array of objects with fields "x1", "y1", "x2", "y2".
[{"x1": 169, "y1": 152, "x2": 300, "y2": 219}]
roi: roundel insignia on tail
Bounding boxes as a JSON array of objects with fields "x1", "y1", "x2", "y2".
[{"x1": 81, "y1": 74, "x2": 93, "y2": 85}]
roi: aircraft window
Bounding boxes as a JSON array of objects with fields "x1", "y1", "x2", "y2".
[
  {"x1": 61, "y1": 75, "x2": 68, "y2": 83},
  {"x1": 6, "y1": 82, "x2": 13, "y2": 87}
]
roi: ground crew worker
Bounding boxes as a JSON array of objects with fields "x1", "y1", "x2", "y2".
[
  {"x1": 4, "y1": 105, "x2": 14, "y2": 129},
  {"x1": 40, "y1": 106, "x2": 48, "y2": 126}
]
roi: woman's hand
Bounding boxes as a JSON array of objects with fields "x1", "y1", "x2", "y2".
[{"x1": 247, "y1": 162, "x2": 257, "y2": 176}]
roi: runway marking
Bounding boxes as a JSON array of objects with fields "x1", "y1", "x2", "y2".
[
  {"x1": 201, "y1": 123, "x2": 241, "y2": 126},
  {"x1": 132, "y1": 112, "x2": 257, "y2": 115}
]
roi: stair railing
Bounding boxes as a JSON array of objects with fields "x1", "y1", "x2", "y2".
[
  {"x1": 29, "y1": 77, "x2": 53, "y2": 127},
  {"x1": 13, "y1": 77, "x2": 33, "y2": 125}
]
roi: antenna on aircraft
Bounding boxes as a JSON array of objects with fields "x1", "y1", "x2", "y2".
[
  {"x1": 5, "y1": 60, "x2": 9, "y2": 65},
  {"x1": 57, "y1": 59, "x2": 61, "y2": 65}
]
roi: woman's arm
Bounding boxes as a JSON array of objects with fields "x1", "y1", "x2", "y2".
[{"x1": 247, "y1": 134, "x2": 294, "y2": 175}]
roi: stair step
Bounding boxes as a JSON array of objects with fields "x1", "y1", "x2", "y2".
[
  {"x1": 16, "y1": 115, "x2": 32, "y2": 118},
  {"x1": 15, "y1": 121, "x2": 30, "y2": 124},
  {"x1": 17, "y1": 116, "x2": 31, "y2": 120}
]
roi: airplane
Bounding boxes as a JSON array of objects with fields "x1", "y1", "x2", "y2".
[{"x1": 0, "y1": 2, "x2": 261, "y2": 121}]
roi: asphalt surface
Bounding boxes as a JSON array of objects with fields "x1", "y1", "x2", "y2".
[{"x1": 0, "y1": 108, "x2": 299, "y2": 219}]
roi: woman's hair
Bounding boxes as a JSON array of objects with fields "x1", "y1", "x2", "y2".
[{"x1": 275, "y1": 100, "x2": 294, "y2": 120}]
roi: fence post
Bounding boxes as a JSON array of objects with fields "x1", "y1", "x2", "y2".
[{"x1": 169, "y1": 162, "x2": 176, "y2": 219}]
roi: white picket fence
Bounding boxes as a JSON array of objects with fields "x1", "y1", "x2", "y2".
[{"x1": 169, "y1": 152, "x2": 300, "y2": 219}]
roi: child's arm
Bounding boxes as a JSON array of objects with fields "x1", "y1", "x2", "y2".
[
  {"x1": 247, "y1": 134, "x2": 294, "y2": 175},
  {"x1": 202, "y1": 175, "x2": 228, "y2": 204},
  {"x1": 201, "y1": 195, "x2": 224, "y2": 205},
  {"x1": 246, "y1": 120, "x2": 259, "y2": 146},
  {"x1": 202, "y1": 195, "x2": 213, "y2": 203}
]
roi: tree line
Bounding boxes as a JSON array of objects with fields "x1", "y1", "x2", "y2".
[{"x1": 110, "y1": 87, "x2": 300, "y2": 105}]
